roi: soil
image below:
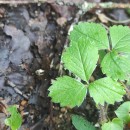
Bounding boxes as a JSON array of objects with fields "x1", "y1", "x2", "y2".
[{"x1": 0, "y1": 1, "x2": 130, "y2": 130}]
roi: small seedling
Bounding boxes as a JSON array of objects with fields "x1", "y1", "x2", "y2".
[
  {"x1": 4, "y1": 105, "x2": 22, "y2": 130},
  {"x1": 48, "y1": 22, "x2": 130, "y2": 129}
]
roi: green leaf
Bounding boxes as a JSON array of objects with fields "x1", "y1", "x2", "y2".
[
  {"x1": 48, "y1": 76, "x2": 87, "y2": 108},
  {"x1": 70, "y1": 22, "x2": 109, "y2": 50},
  {"x1": 110, "y1": 25, "x2": 130, "y2": 53},
  {"x1": 101, "y1": 118, "x2": 124, "y2": 130},
  {"x1": 62, "y1": 37, "x2": 99, "y2": 82},
  {"x1": 4, "y1": 106, "x2": 22, "y2": 130},
  {"x1": 72, "y1": 115, "x2": 96, "y2": 130},
  {"x1": 99, "y1": 50, "x2": 107, "y2": 63},
  {"x1": 101, "y1": 51, "x2": 130, "y2": 80},
  {"x1": 88, "y1": 77, "x2": 126, "y2": 105},
  {"x1": 115, "y1": 101, "x2": 130, "y2": 124}
]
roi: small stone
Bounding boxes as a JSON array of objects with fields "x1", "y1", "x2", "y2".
[{"x1": 61, "y1": 108, "x2": 67, "y2": 113}]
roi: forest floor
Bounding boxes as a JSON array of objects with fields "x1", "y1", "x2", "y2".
[{"x1": 0, "y1": 0, "x2": 130, "y2": 130}]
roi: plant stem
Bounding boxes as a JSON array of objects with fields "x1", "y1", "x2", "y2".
[
  {"x1": 119, "y1": 81, "x2": 130, "y2": 99},
  {"x1": 98, "y1": 104, "x2": 108, "y2": 124}
]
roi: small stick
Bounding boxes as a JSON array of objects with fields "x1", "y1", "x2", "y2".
[
  {"x1": 96, "y1": 12, "x2": 130, "y2": 24},
  {"x1": 5, "y1": 79, "x2": 29, "y2": 99},
  {"x1": 82, "y1": 2, "x2": 130, "y2": 12}
]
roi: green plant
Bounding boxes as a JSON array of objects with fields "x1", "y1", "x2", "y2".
[
  {"x1": 72, "y1": 96, "x2": 130, "y2": 130},
  {"x1": 101, "y1": 101, "x2": 130, "y2": 130},
  {"x1": 72, "y1": 101, "x2": 130, "y2": 130},
  {"x1": 48, "y1": 22, "x2": 130, "y2": 129},
  {"x1": 72, "y1": 115, "x2": 96, "y2": 130},
  {"x1": 4, "y1": 105, "x2": 22, "y2": 130}
]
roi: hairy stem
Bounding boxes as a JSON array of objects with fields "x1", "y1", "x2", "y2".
[
  {"x1": 119, "y1": 81, "x2": 130, "y2": 99},
  {"x1": 98, "y1": 104, "x2": 108, "y2": 124}
]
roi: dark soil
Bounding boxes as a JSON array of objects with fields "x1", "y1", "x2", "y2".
[{"x1": 0, "y1": 1, "x2": 130, "y2": 130}]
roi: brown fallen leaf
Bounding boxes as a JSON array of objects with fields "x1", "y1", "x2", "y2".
[
  {"x1": 0, "y1": 7, "x2": 5, "y2": 17},
  {"x1": 97, "y1": 13, "x2": 108, "y2": 23},
  {"x1": 20, "y1": 100, "x2": 28, "y2": 107},
  {"x1": 0, "y1": 98, "x2": 8, "y2": 114}
]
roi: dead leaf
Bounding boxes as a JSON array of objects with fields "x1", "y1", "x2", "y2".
[
  {"x1": 4, "y1": 25, "x2": 31, "y2": 51},
  {"x1": 4, "y1": 25, "x2": 33, "y2": 65},
  {"x1": 98, "y1": 13, "x2": 108, "y2": 23},
  {"x1": 0, "y1": 98, "x2": 8, "y2": 114}
]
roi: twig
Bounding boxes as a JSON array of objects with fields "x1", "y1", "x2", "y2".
[
  {"x1": 5, "y1": 78, "x2": 29, "y2": 99},
  {"x1": 82, "y1": 2, "x2": 130, "y2": 12},
  {"x1": 97, "y1": 12, "x2": 130, "y2": 24}
]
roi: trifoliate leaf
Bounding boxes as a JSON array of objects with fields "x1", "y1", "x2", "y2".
[
  {"x1": 115, "y1": 101, "x2": 130, "y2": 124},
  {"x1": 101, "y1": 51, "x2": 130, "y2": 80},
  {"x1": 48, "y1": 76, "x2": 87, "y2": 108},
  {"x1": 110, "y1": 25, "x2": 130, "y2": 53},
  {"x1": 62, "y1": 37, "x2": 99, "y2": 82},
  {"x1": 70, "y1": 22, "x2": 109, "y2": 50},
  {"x1": 72, "y1": 115, "x2": 96, "y2": 130},
  {"x1": 101, "y1": 118, "x2": 124, "y2": 130},
  {"x1": 88, "y1": 77, "x2": 126, "y2": 105},
  {"x1": 4, "y1": 106, "x2": 22, "y2": 130}
]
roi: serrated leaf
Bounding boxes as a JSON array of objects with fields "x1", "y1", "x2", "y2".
[
  {"x1": 101, "y1": 118, "x2": 124, "y2": 130},
  {"x1": 72, "y1": 115, "x2": 96, "y2": 130},
  {"x1": 70, "y1": 22, "x2": 109, "y2": 50},
  {"x1": 62, "y1": 37, "x2": 99, "y2": 82},
  {"x1": 99, "y1": 50, "x2": 107, "y2": 63},
  {"x1": 88, "y1": 77, "x2": 126, "y2": 105},
  {"x1": 115, "y1": 101, "x2": 130, "y2": 124},
  {"x1": 48, "y1": 76, "x2": 87, "y2": 108},
  {"x1": 110, "y1": 25, "x2": 130, "y2": 53},
  {"x1": 4, "y1": 106, "x2": 22, "y2": 130},
  {"x1": 101, "y1": 51, "x2": 130, "y2": 80}
]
